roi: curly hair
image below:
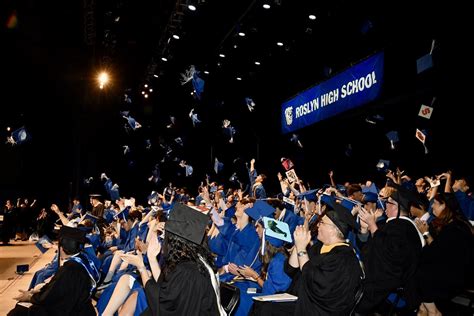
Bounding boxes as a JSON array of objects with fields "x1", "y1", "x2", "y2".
[{"x1": 162, "y1": 232, "x2": 215, "y2": 278}]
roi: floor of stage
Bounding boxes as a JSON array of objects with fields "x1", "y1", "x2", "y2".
[{"x1": 0, "y1": 241, "x2": 56, "y2": 315}]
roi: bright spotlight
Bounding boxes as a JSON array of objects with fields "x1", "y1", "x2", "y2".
[
  {"x1": 98, "y1": 72, "x2": 109, "y2": 88},
  {"x1": 188, "y1": 5, "x2": 197, "y2": 11}
]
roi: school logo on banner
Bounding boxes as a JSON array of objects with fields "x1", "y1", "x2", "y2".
[{"x1": 285, "y1": 107, "x2": 293, "y2": 126}]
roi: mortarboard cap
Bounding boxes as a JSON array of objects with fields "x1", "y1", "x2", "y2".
[
  {"x1": 59, "y1": 226, "x2": 88, "y2": 244},
  {"x1": 386, "y1": 131, "x2": 399, "y2": 150},
  {"x1": 89, "y1": 194, "x2": 102, "y2": 200},
  {"x1": 325, "y1": 204, "x2": 357, "y2": 238},
  {"x1": 281, "y1": 157, "x2": 294, "y2": 171},
  {"x1": 83, "y1": 212, "x2": 99, "y2": 224},
  {"x1": 362, "y1": 192, "x2": 378, "y2": 203},
  {"x1": 214, "y1": 158, "x2": 224, "y2": 174},
  {"x1": 224, "y1": 203, "x2": 237, "y2": 219},
  {"x1": 35, "y1": 235, "x2": 53, "y2": 254},
  {"x1": 320, "y1": 194, "x2": 336, "y2": 208},
  {"x1": 165, "y1": 203, "x2": 209, "y2": 245},
  {"x1": 376, "y1": 159, "x2": 391, "y2": 173},
  {"x1": 417, "y1": 53, "x2": 433, "y2": 74},
  {"x1": 336, "y1": 196, "x2": 362, "y2": 211},
  {"x1": 16, "y1": 264, "x2": 29, "y2": 274},
  {"x1": 148, "y1": 191, "x2": 159, "y2": 205},
  {"x1": 263, "y1": 217, "x2": 292, "y2": 243},
  {"x1": 7, "y1": 126, "x2": 31, "y2": 146},
  {"x1": 245, "y1": 200, "x2": 275, "y2": 221},
  {"x1": 297, "y1": 189, "x2": 318, "y2": 202},
  {"x1": 115, "y1": 207, "x2": 130, "y2": 221}
]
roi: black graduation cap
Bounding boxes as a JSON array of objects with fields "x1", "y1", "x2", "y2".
[
  {"x1": 165, "y1": 203, "x2": 209, "y2": 245},
  {"x1": 89, "y1": 193, "x2": 102, "y2": 200},
  {"x1": 83, "y1": 212, "x2": 99, "y2": 224},
  {"x1": 59, "y1": 226, "x2": 88, "y2": 244},
  {"x1": 325, "y1": 204, "x2": 357, "y2": 238}
]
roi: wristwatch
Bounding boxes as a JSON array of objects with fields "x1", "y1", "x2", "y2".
[
  {"x1": 422, "y1": 232, "x2": 430, "y2": 239},
  {"x1": 297, "y1": 250, "x2": 308, "y2": 257}
]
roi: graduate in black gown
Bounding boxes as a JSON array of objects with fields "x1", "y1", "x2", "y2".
[
  {"x1": 356, "y1": 188, "x2": 424, "y2": 314},
  {"x1": 138, "y1": 203, "x2": 226, "y2": 316},
  {"x1": 8, "y1": 226, "x2": 100, "y2": 316},
  {"x1": 253, "y1": 202, "x2": 363, "y2": 315}
]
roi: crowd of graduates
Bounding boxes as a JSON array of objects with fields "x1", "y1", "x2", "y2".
[{"x1": 1, "y1": 158, "x2": 474, "y2": 316}]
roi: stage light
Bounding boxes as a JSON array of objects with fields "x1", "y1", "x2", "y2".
[
  {"x1": 276, "y1": 42, "x2": 284, "y2": 46},
  {"x1": 173, "y1": 34, "x2": 180, "y2": 39},
  {"x1": 238, "y1": 32, "x2": 245, "y2": 37},
  {"x1": 161, "y1": 57, "x2": 168, "y2": 62},
  {"x1": 309, "y1": 14, "x2": 316, "y2": 20},
  {"x1": 255, "y1": 61, "x2": 261, "y2": 65},
  {"x1": 219, "y1": 53, "x2": 225, "y2": 58},
  {"x1": 263, "y1": 4, "x2": 271, "y2": 9},
  {"x1": 98, "y1": 72, "x2": 109, "y2": 88},
  {"x1": 188, "y1": 5, "x2": 197, "y2": 11}
]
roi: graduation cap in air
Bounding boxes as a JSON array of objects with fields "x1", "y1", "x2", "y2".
[
  {"x1": 376, "y1": 159, "x2": 391, "y2": 173},
  {"x1": 123, "y1": 145, "x2": 131, "y2": 155},
  {"x1": 174, "y1": 137, "x2": 184, "y2": 146},
  {"x1": 229, "y1": 173, "x2": 239, "y2": 183},
  {"x1": 222, "y1": 120, "x2": 236, "y2": 143},
  {"x1": 415, "y1": 129, "x2": 429, "y2": 154},
  {"x1": 192, "y1": 70, "x2": 205, "y2": 99},
  {"x1": 365, "y1": 114, "x2": 384, "y2": 125},
  {"x1": 290, "y1": 134, "x2": 303, "y2": 148},
  {"x1": 165, "y1": 203, "x2": 209, "y2": 245},
  {"x1": 325, "y1": 204, "x2": 357, "y2": 238},
  {"x1": 6, "y1": 126, "x2": 31, "y2": 145},
  {"x1": 83, "y1": 177, "x2": 94, "y2": 185},
  {"x1": 281, "y1": 157, "x2": 294, "y2": 171},
  {"x1": 386, "y1": 131, "x2": 399, "y2": 150},
  {"x1": 214, "y1": 158, "x2": 224, "y2": 174},
  {"x1": 180, "y1": 65, "x2": 196, "y2": 85},
  {"x1": 122, "y1": 113, "x2": 142, "y2": 130},
  {"x1": 145, "y1": 139, "x2": 152, "y2": 150},
  {"x1": 245, "y1": 200, "x2": 275, "y2": 221},
  {"x1": 179, "y1": 160, "x2": 194, "y2": 177},
  {"x1": 167, "y1": 116, "x2": 176, "y2": 129},
  {"x1": 417, "y1": 40, "x2": 436, "y2": 74},
  {"x1": 189, "y1": 108, "x2": 202, "y2": 127},
  {"x1": 148, "y1": 164, "x2": 161, "y2": 183},
  {"x1": 362, "y1": 182, "x2": 379, "y2": 194},
  {"x1": 124, "y1": 93, "x2": 132, "y2": 104},
  {"x1": 261, "y1": 216, "x2": 292, "y2": 254},
  {"x1": 245, "y1": 97, "x2": 256, "y2": 112},
  {"x1": 104, "y1": 179, "x2": 120, "y2": 202}
]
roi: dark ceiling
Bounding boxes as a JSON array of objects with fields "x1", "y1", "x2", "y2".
[{"x1": 1, "y1": 0, "x2": 471, "y2": 205}]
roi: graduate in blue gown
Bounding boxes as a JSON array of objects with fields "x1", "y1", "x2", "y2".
[{"x1": 235, "y1": 218, "x2": 292, "y2": 316}]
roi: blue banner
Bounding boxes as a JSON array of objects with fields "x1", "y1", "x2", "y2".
[{"x1": 281, "y1": 52, "x2": 384, "y2": 134}]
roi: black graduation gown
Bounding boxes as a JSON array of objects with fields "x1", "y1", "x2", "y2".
[
  {"x1": 252, "y1": 243, "x2": 363, "y2": 316},
  {"x1": 12, "y1": 260, "x2": 95, "y2": 316},
  {"x1": 413, "y1": 220, "x2": 473, "y2": 303},
  {"x1": 142, "y1": 261, "x2": 219, "y2": 316},
  {"x1": 357, "y1": 218, "x2": 422, "y2": 313}
]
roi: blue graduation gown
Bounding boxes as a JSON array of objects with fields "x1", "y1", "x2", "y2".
[
  {"x1": 236, "y1": 252, "x2": 292, "y2": 316},
  {"x1": 220, "y1": 223, "x2": 261, "y2": 282}
]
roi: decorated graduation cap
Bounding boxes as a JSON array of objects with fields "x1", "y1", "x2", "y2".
[
  {"x1": 280, "y1": 157, "x2": 294, "y2": 171},
  {"x1": 290, "y1": 134, "x2": 303, "y2": 148},
  {"x1": 245, "y1": 200, "x2": 275, "y2": 221},
  {"x1": 165, "y1": 203, "x2": 209, "y2": 245},
  {"x1": 325, "y1": 204, "x2": 357, "y2": 238},
  {"x1": 260, "y1": 217, "x2": 292, "y2": 254}
]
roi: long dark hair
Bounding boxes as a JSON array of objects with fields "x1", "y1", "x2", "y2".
[
  {"x1": 162, "y1": 232, "x2": 215, "y2": 278},
  {"x1": 431, "y1": 193, "x2": 467, "y2": 234},
  {"x1": 259, "y1": 240, "x2": 288, "y2": 280}
]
